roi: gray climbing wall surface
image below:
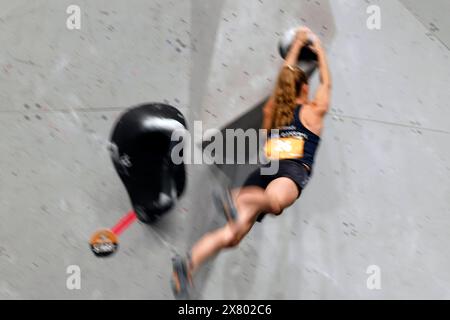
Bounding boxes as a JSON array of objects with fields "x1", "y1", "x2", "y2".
[{"x1": 1, "y1": 0, "x2": 450, "y2": 299}]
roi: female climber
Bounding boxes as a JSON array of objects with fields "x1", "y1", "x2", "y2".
[{"x1": 171, "y1": 27, "x2": 331, "y2": 299}]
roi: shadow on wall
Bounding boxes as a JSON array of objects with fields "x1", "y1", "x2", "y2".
[{"x1": 187, "y1": 0, "x2": 337, "y2": 299}]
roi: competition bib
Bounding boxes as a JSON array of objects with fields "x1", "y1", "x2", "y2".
[{"x1": 264, "y1": 136, "x2": 305, "y2": 160}]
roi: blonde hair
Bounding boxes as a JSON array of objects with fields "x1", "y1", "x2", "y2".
[{"x1": 272, "y1": 65, "x2": 307, "y2": 129}]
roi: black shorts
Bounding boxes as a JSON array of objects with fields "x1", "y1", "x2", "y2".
[{"x1": 242, "y1": 160, "x2": 311, "y2": 222}]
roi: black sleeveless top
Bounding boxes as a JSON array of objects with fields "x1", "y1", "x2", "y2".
[{"x1": 267, "y1": 105, "x2": 321, "y2": 169}]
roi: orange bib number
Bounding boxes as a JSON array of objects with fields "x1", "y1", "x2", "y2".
[{"x1": 264, "y1": 137, "x2": 305, "y2": 160}]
